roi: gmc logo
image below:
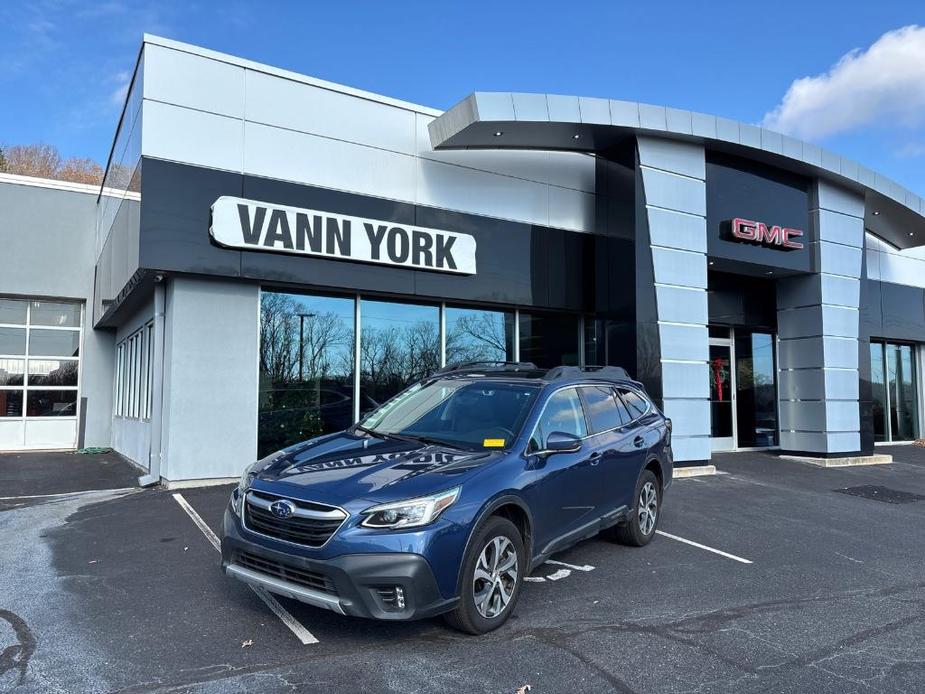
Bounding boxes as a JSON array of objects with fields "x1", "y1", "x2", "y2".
[{"x1": 729, "y1": 217, "x2": 804, "y2": 251}]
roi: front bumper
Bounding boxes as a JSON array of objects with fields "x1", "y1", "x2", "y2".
[{"x1": 221, "y1": 508, "x2": 458, "y2": 621}]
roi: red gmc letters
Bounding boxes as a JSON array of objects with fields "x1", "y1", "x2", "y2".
[{"x1": 730, "y1": 217, "x2": 804, "y2": 250}]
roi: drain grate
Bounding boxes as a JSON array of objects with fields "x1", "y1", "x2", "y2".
[{"x1": 835, "y1": 485, "x2": 925, "y2": 504}]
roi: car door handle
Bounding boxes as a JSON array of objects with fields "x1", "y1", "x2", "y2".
[
  {"x1": 588, "y1": 451, "x2": 602, "y2": 465},
  {"x1": 633, "y1": 436, "x2": 645, "y2": 448}
]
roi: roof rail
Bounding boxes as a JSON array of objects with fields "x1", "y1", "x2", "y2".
[
  {"x1": 546, "y1": 365, "x2": 633, "y2": 381},
  {"x1": 433, "y1": 361, "x2": 538, "y2": 375}
]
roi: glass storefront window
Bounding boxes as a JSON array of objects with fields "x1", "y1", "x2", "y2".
[
  {"x1": 26, "y1": 390, "x2": 78, "y2": 417},
  {"x1": 0, "y1": 328, "x2": 26, "y2": 355},
  {"x1": 0, "y1": 390, "x2": 24, "y2": 418},
  {"x1": 735, "y1": 331, "x2": 778, "y2": 447},
  {"x1": 258, "y1": 292, "x2": 355, "y2": 457},
  {"x1": 29, "y1": 329, "x2": 80, "y2": 357},
  {"x1": 0, "y1": 299, "x2": 27, "y2": 325},
  {"x1": 870, "y1": 342, "x2": 888, "y2": 442},
  {"x1": 870, "y1": 341, "x2": 919, "y2": 443},
  {"x1": 709, "y1": 344, "x2": 733, "y2": 440},
  {"x1": 519, "y1": 312, "x2": 580, "y2": 368},
  {"x1": 887, "y1": 343, "x2": 917, "y2": 442},
  {"x1": 30, "y1": 301, "x2": 82, "y2": 327},
  {"x1": 0, "y1": 359, "x2": 25, "y2": 386},
  {"x1": 445, "y1": 307, "x2": 514, "y2": 365},
  {"x1": 256, "y1": 290, "x2": 585, "y2": 456},
  {"x1": 360, "y1": 299, "x2": 439, "y2": 412}
]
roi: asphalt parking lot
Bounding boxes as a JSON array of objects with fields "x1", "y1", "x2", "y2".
[{"x1": 2, "y1": 447, "x2": 925, "y2": 693}]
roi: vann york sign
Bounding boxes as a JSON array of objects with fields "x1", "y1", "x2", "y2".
[
  {"x1": 727, "y1": 217, "x2": 804, "y2": 251},
  {"x1": 210, "y1": 196, "x2": 477, "y2": 275}
]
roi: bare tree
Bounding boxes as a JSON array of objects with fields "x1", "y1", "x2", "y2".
[
  {"x1": 59, "y1": 157, "x2": 105, "y2": 186},
  {"x1": 446, "y1": 312, "x2": 510, "y2": 364},
  {"x1": 0, "y1": 143, "x2": 104, "y2": 185}
]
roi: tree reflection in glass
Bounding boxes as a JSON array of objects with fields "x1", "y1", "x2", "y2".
[
  {"x1": 360, "y1": 300, "x2": 439, "y2": 414},
  {"x1": 258, "y1": 292, "x2": 355, "y2": 457},
  {"x1": 445, "y1": 308, "x2": 514, "y2": 365}
]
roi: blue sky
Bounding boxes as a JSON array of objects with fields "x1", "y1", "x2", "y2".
[{"x1": 2, "y1": 1, "x2": 924, "y2": 193}]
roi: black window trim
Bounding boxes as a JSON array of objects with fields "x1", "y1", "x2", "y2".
[{"x1": 526, "y1": 381, "x2": 653, "y2": 451}]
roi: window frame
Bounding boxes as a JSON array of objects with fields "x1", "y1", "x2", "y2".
[
  {"x1": 113, "y1": 320, "x2": 155, "y2": 422},
  {"x1": 526, "y1": 385, "x2": 591, "y2": 453},
  {"x1": 0, "y1": 298, "x2": 82, "y2": 420}
]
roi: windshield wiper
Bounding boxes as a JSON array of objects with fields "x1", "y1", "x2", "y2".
[
  {"x1": 353, "y1": 423, "x2": 392, "y2": 440},
  {"x1": 394, "y1": 434, "x2": 467, "y2": 450},
  {"x1": 354, "y1": 425, "x2": 465, "y2": 450}
]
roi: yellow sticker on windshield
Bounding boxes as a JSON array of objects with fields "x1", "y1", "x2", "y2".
[{"x1": 483, "y1": 438, "x2": 505, "y2": 448}]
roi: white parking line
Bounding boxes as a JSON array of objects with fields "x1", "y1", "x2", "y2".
[
  {"x1": 655, "y1": 530, "x2": 753, "y2": 564},
  {"x1": 545, "y1": 559, "x2": 595, "y2": 572},
  {"x1": 171, "y1": 493, "x2": 319, "y2": 645}
]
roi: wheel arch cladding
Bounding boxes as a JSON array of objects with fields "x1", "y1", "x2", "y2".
[
  {"x1": 644, "y1": 458, "x2": 664, "y2": 491},
  {"x1": 454, "y1": 495, "x2": 533, "y2": 596}
]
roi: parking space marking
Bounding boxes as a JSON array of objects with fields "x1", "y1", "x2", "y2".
[
  {"x1": 545, "y1": 559, "x2": 595, "y2": 572},
  {"x1": 0, "y1": 487, "x2": 138, "y2": 500},
  {"x1": 171, "y1": 493, "x2": 319, "y2": 645},
  {"x1": 525, "y1": 559, "x2": 597, "y2": 583},
  {"x1": 655, "y1": 530, "x2": 753, "y2": 564}
]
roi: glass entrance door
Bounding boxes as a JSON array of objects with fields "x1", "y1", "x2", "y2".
[
  {"x1": 709, "y1": 338, "x2": 735, "y2": 451},
  {"x1": 709, "y1": 328, "x2": 780, "y2": 450}
]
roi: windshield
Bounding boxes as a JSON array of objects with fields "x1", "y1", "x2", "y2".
[{"x1": 358, "y1": 378, "x2": 540, "y2": 450}]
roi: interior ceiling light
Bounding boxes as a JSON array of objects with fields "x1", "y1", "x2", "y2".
[
  {"x1": 873, "y1": 211, "x2": 881, "y2": 215},
  {"x1": 493, "y1": 131, "x2": 503, "y2": 137},
  {"x1": 573, "y1": 133, "x2": 581, "y2": 140}
]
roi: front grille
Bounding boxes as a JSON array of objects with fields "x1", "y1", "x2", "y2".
[
  {"x1": 243, "y1": 491, "x2": 345, "y2": 547},
  {"x1": 236, "y1": 551, "x2": 337, "y2": 595}
]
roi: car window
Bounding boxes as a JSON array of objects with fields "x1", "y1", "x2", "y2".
[
  {"x1": 530, "y1": 387, "x2": 588, "y2": 450},
  {"x1": 359, "y1": 379, "x2": 540, "y2": 450},
  {"x1": 580, "y1": 386, "x2": 625, "y2": 433},
  {"x1": 619, "y1": 389, "x2": 650, "y2": 418}
]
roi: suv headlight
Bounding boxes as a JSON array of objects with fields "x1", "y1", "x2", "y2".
[{"x1": 361, "y1": 488, "x2": 460, "y2": 529}]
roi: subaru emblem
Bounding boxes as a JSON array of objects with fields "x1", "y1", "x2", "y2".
[{"x1": 269, "y1": 500, "x2": 296, "y2": 519}]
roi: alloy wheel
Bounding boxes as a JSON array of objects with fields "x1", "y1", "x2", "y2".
[
  {"x1": 473, "y1": 536, "x2": 519, "y2": 619},
  {"x1": 638, "y1": 481, "x2": 658, "y2": 536}
]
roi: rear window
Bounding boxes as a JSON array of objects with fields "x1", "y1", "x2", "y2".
[
  {"x1": 581, "y1": 386, "x2": 624, "y2": 433},
  {"x1": 619, "y1": 389, "x2": 650, "y2": 418}
]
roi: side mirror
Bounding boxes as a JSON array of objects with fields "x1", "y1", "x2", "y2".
[{"x1": 540, "y1": 431, "x2": 582, "y2": 456}]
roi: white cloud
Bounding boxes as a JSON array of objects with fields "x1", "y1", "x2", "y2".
[
  {"x1": 108, "y1": 70, "x2": 131, "y2": 108},
  {"x1": 896, "y1": 142, "x2": 925, "y2": 158},
  {"x1": 762, "y1": 25, "x2": 925, "y2": 140}
]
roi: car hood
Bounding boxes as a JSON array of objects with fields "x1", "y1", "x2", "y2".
[{"x1": 251, "y1": 431, "x2": 503, "y2": 505}]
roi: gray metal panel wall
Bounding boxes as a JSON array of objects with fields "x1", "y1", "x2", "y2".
[
  {"x1": 777, "y1": 181, "x2": 864, "y2": 453},
  {"x1": 0, "y1": 178, "x2": 114, "y2": 448},
  {"x1": 637, "y1": 138, "x2": 711, "y2": 463},
  {"x1": 161, "y1": 276, "x2": 259, "y2": 480}
]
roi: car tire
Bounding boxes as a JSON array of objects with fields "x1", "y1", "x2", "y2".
[
  {"x1": 444, "y1": 516, "x2": 525, "y2": 635},
  {"x1": 610, "y1": 469, "x2": 661, "y2": 547}
]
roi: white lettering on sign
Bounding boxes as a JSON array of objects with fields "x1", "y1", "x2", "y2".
[{"x1": 209, "y1": 196, "x2": 477, "y2": 275}]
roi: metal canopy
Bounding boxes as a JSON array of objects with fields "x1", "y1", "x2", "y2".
[{"x1": 428, "y1": 92, "x2": 925, "y2": 250}]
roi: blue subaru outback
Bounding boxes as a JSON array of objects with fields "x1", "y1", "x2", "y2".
[{"x1": 221, "y1": 363, "x2": 673, "y2": 634}]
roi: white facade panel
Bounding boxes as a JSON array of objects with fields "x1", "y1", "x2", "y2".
[
  {"x1": 143, "y1": 44, "x2": 245, "y2": 118},
  {"x1": 639, "y1": 167, "x2": 706, "y2": 216},
  {"x1": 416, "y1": 157, "x2": 549, "y2": 228},
  {"x1": 246, "y1": 70, "x2": 416, "y2": 155},
  {"x1": 142, "y1": 100, "x2": 243, "y2": 173},
  {"x1": 243, "y1": 121, "x2": 416, "y2": 203}
]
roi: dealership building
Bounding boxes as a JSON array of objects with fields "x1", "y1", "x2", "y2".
[{"x1": 2, "y1": 34, "x2": 925, "y2": 481}]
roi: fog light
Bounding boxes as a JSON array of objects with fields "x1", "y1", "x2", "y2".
[{"x1": 395, "y1": 586, "x2": 405, "y2": 610}]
